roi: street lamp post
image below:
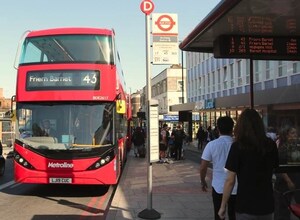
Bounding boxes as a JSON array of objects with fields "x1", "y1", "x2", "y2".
[{"x1": 181, "y1": 49, "x2": 184, "y2": 104}]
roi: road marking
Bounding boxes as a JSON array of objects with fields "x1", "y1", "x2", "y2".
[
  {"x1": 10, "y1": 182, "x2": 22, "y2": 189},
  {"x1": 0, "y1": 180, "x2": 15, "y2": 190}
]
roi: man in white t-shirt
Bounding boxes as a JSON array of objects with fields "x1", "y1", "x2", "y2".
[{"x1": 200, "y1": 116, "x2": 237, "y2": 220}]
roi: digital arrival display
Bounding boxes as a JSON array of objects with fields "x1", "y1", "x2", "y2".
[{"x1": 214, "y1": 35, "x2": 300, "y2": 60}]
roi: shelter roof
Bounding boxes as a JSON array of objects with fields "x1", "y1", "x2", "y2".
[{"x1": 179, "y1": 0, "x2": 300, "y2": 52}]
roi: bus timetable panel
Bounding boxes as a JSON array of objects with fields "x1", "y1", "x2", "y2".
[{"x1": 214, "y1": 35, "x2": 300, "y2": 60}]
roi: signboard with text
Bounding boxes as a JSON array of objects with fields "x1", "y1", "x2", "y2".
[
  {"x1": 149, "y1": 105, "x2": 159, "y2": 162},
  {"x1": 26, "y1": 70, "x2": 100, "y2": 91},
  {"x1": 163, "y1": 115, "x2": 179, "y2": 121},
  {"x1": 152, "y1": 40, "x2": 179, "y2": 64},
  {"x1": 214, "y1": 35, "x2": 300, "y2": 60},
  {"x1": 152, "y1": 13, "x2": 179, "y2": 65}
]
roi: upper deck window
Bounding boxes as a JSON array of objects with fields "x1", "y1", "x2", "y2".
[{"x1": 19, "y1": 34, "x2": 114, "y2": 65}]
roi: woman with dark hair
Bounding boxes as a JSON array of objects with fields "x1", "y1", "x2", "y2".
[
  {"x1": 274, "y1": 125, "x2": 300, "y2": 220},
  {"x1": 218, "y1": 109, "x2": 279, "y2": 220}
]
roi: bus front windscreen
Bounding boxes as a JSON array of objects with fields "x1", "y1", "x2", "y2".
[
  {"x1": 19, "y1": 34, "x2": 114, "y2": 64},
  {"x1": 16, "y1": 102, "x2": 115, "y2": 152}
]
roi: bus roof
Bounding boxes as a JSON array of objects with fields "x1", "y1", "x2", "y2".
[{"x1": 26, "y1": 27, "x2": 114, "y2": 37}]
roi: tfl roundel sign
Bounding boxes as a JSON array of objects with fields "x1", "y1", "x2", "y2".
[
  {"x1": 152, "y1": 13, "x2": 178, "y2": 35},
  {"x1": 140, "y1": 0, "x2": 154, "y2": 15},
  {"x1": 155, "y1": 14, "x2": 175, "y2": 32}
]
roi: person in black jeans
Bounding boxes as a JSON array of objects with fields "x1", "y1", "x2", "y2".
[
  {"x1": 196, "y1": 126, "x2": 206, "y2": 151},
  {"x1": 132, "y1": 126, "x2": 145, "y2": 157},
  {"x1": 171, "y1": 124, "x2": 185, "y2": 160},
  {"x1": 0, "y1": 140, "x2": 2, "y2": 155}
]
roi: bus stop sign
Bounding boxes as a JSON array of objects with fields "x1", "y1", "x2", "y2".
[{"x1": 140, "y1": 0, "x2": 154, "y2": 15}]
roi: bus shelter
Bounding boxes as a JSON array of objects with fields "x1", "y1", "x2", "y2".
[{"x1": 179, "y1": 0, "x2": 300, "y2": 172}]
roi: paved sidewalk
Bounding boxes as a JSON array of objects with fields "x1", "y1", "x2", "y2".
[
  {"x1": 4, "y1": 141, "x2": 212, "y2": 219},
  {"x1": 107, "y1": 141, "x2": 213, "y2": 220}
]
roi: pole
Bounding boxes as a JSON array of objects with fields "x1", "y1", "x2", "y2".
[
  {"x1": 138, "y1": 10, "x2": 161, "y2": 220},
  {"x1": 146, "y1": 12, "x2": 152, "y2": 211},
  {"x1": 181, "y1": 49, "x2": 184, "y2": 104},
  {"x1": 249, "y1": 58, "x2": 254, "y2": 109}
]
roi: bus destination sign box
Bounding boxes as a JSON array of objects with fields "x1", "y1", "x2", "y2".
[
  {"x1": 214, "y1": 35, "x2": 300, "y2": 60},
  {"x1": 26, "y1": 70, "x2": 100, "y2": 91}
]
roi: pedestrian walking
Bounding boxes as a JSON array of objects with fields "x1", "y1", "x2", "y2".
[
  {"x1": 196, "y1": 126, "x2": 206, "y2": 151},
  {"x1": 212, "y1": 126, "x2": 219, "y2": 140},
  {"x1": 167, "y1": 127, "x2": 175, "y2": 158},
  {"x1": 0, "y1": 140, "x2": 2, "y2": 156},
  {"x1": 274, "y1": 125, "x2": 300, "y2": 220},
  {"x1": 200, "y1": 116, "x2": 237, "y2": 220},
  {"x1": 132, "y1": 126, "x2": 146, "y2": 158},
  {"x1": 206, "y1": 126, "x2": 213, "y2": 143},
  {"x1": 159, "y1": 124, "x2": 169, "y2": 163},
  {"x1": 171, "y1": 124, "x2": 185, "y2": 160},
  {"x1": 0, "y1": 140, "x2": 4, "y2": 176},
  {"x1": 218, "y1": 108, "x2": 279, "y2": 220}
]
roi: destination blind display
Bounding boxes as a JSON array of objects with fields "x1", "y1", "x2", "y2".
[
  {"x1": 26, "y1": 70, "x2": 100, "y2": 91},
  {"x1": 214, "y1": 35, "x2": 300, "y2": 60}
]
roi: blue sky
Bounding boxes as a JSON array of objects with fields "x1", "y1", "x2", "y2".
[{"x1": 0, "y1": 0, "x2": 220, "y2": 98}]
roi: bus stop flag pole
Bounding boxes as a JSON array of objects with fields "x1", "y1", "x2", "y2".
[{"x1": 138, "y1": 0, "x2": 161, "y2": 219}]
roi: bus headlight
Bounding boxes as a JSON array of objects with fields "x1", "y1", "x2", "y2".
[
  {"x1": 100, "y1": 156, "x2": 111, "y2": 165},
  {"x1": 87, "y1": 151, "x2": 114, "y2": 170},
  {"x1": 95, "y1": 162, "x2": 101, "y2": 168},
  {"x1": 100, "y1": 159, "x2": 106, "y2": 165},
  {"x1": 14, "y1": 152, "x2": 35, "y2": 170}
]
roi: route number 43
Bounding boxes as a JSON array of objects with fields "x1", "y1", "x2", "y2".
[{"x1": 83, "y1": 73, "x2": 97, "y2": 84}]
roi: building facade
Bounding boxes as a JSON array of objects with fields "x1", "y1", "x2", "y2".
[
  {"x1": 139, "y1": 64, "x2": 187, "y2": 129},
  {"x1": 130, "y1": 91, "x2": 142, "y2": 127},
  {"x1": 171, "y1": 52, "x2": 300, "y2": 136}
]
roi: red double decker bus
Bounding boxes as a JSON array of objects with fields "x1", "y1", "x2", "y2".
[{"x1": 12, "y1": 27, "x2": 131, "y2": 185}]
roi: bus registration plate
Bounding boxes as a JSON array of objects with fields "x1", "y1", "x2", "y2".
[{"x1": 49, "y1": 178, "x2": 72, "y2": 184}]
